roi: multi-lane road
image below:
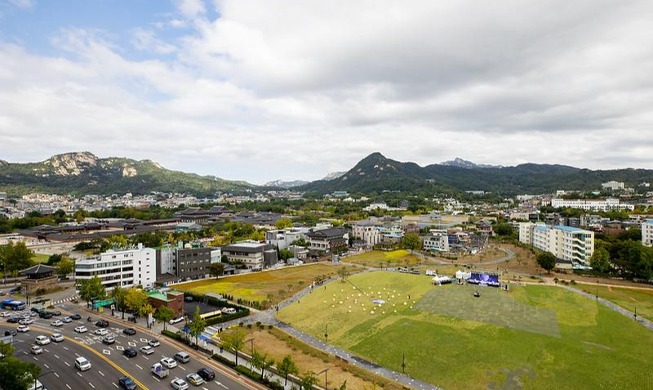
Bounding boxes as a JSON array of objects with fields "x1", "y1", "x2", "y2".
[{"x1": 2, "y1": 311, "x2": 262, "y2": 390}]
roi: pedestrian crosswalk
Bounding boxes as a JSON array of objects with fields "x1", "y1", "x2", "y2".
[{"x1": 50, "y1": 295, "x2": 79, "y2": 305}]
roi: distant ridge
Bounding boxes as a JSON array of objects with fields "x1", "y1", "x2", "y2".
[{"x1": 441, "y1": 157, "x2": 502, "y2": 169}]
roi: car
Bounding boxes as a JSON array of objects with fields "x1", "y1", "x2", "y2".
[
  {"x1": 94, "y1": 328, "x2": 109, "y2": 336},
  {"x1": 51, "y1": 320, "x2": 63, "y2": 327},
  {"x1": 185, "y1": 373, "x2": 204, "y2": 386},
  {"x1": 118, "y1": 376, "x2": 137, "y2": 390},
  {"x1": 61, "y1": 316, "x2": 72, "y2": 323},
  {"x1": 140, "y1": 345, "x2": 154, "y2": 355},
  {"x1": 184, "y1": 296, "x2": 193, "y2": 302},
  {"x1": 50, "y1": 333, "x2": 64, "y2": 342},
  {"x1": 30, "y1": 345, "x2": 43, "y2": 355},
  {"x1": 123, "y1": 328, "x2": 136, "y2": 336},
  {"x1": 70, "y1": 313, "x2": 82, "y2": 320},
  {"x1": 196, "y1": 368, "x2": 215, "y2": 381},
  {"x1": 74, "y1": 325, "x2": 88, "y2": 333},
  {"x1": 51, "y1": 310, "x2": 62, "y2": 316},
  {"x1": 123, "y1": 347, "x2": 138, "y2": 358},
  {"x1": 171, "y1": 378, "x2": 189, "y2": 390},
  {"x1": 35, "y1": 335, "x2": 51, "y2": 345},
  {"x1": 148, "y1": 339, "x2": 160, "y2": 347},
  {"x1": 95, "y1": 320, "x2": 109, "y2": 328},
  {"x1": 173, "y1": 351, "x2": 190, "y2": 363},
  {"x1": 39, "y1": 312, "x2": 53, "y2": 319},
  {"x1": 17, "y1": 324, "x2": 30, "y2": 332},
  {"x1": 169, "y1": 316, "x2": 184, "y2": 325},
  {"x1": 160, "y1": 357, "x2": 177, "y2": 369},
  {"x1": 102, "y1": 334, "x2": 116, "y2": 344},
  {"x1": 0, "y1": 311, "x2": 9, "y2": 317},
  {"x1": 19, "y1": 318, "x2": 33, "y2": 325},
  {"x1": 29, "y1": 311, "x2": 38, "y2": 317},
  {"x1": 7, "y1": 316, "x2": 20, "y2": 323},
  {"x1": 75, "y1": 356, "x2": 91, "y2": 371},
  {"x1": 4, "y1": 329, "x2": 18, "y2": 337}
]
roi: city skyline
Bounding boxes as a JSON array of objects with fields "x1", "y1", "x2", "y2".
[{"x1": 1, "y1": 0, "x2": 653, "y2": 184}]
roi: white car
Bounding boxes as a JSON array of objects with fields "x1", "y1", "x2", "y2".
[
  {"x1": 19, "y1": 318, "x2": 34, "y2": 325},
  {"x1": 140, "y1": 345, "x2": 154, "y2": 355},
  {"x1": 51, "y1": 320, "x2": 63, "y2": 327},
  {"x1": 160, "y1": 357, "x2": 177, "y2": 369},
  {"x1": 75, "y1": 356, "x2": 91, "y2": 371},
  {"x1": 74, "y1": 325, "x2": 88, "y2": 333},
  {"x1": 171, "y1": 378, "x2": 189, "y2": 390},
  {"x1": 17, "y1": 325, "x2": 30, "y2": 333},
  {"x1": 94, "y1": 328, "x2": 108, "y2": 336},
  {"x1": 169, "y1": 316, "x2": 184, "y2": 325},
  {"x1": 35, "y1": 335, "x2": 51, "y2": 345},
  {"x1": 30, "y1": 345, "x2": 43, "y2": 355},
  {"x1": 148, "y1": 339, "x2": 160, "y2": 347},
  {"x1": 186, "y1": 373, "x2": 204, "y2": 386},
  {"x1": 50, "y1": 333, "x2": 64, "y2": 343},
  {"x1": 0, "y1": 311, "x2": 10, "y2": 317},
  {"x1": 61, "y1": 316, "x2": 72, "y2": 323}
]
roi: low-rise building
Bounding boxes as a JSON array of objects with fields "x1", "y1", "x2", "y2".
[
  {"x1": 75, "y1": 244, "x2": 156, "y2": 290},
  {"x1": 642, "y1": 219, "x2": 653, "y2": 247},
  {"x1": 306, "y1": 227, "x2": 349, "y2": 254},
  {"x1": 221, "y1": 241, "x2": 278, "y2": 271}
]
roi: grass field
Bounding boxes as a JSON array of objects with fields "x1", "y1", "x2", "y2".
[
  {"x1": 174, "y1": 263, "x2": 358, "y2": 305},
  {"x1": 345, "y1": 249, "x2": 422, "y2": 268},
  {"x1": 31, "y1": 253, "x2": 50, "y2": 263},
  {"x1": 577, "y1": 284, "x2": 653, "y2": 322},
  {"x1": 277, "y1": 271, "x2": 653, "y2": 390}
]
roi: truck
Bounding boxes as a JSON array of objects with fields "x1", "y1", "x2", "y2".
[{"x1": 151, "y1": 363, "x2": 169, "y2": 378}]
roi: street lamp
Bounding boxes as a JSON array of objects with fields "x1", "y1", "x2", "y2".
[
  {"x1": 245, "y1": 338, "x2": 255, "y2": 369},
  {"x1": 317, "y1": 368, "x2": 329, "y2": 390},
  {"x1": 324, "y1": 324, "x2": 328, "y2": 343},
  {"x1": 401, "y1": 352, "x2": 406, "y2": 374}
]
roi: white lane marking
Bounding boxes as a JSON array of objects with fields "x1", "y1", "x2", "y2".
[
  {"x1": 142, "y1": 356, "x2": 149, "y2": 360},
  {"x1": 135, "y1": 364, "x2": 143, "y2": 370},
  {"x1": 154, "y1": 377, "x2": 160, "y2": 382},
  {"x1": 179, "y1": 365, "x2": 186, "y2": 371},
  {"x1": 54, "y1": 354, "x2": 59, "y2": 359},
  {"x1": 44, "y1": 348, "x2": 49, "y2": 353},
  {"x1": 112, "y1": 383, "x2": 119, "y2": 388},
  {"x1": 44, "y1": 364, "x2": 49, "y2": 369},
  {"x1": 215, "y1": 381, "x2": 228, "y2": 388},
  {"x1": 63, "y1": 346, "x2": 69, "y2": 350},
  {"x1": 77, "y1": 372, "x2": 83, "y2": 378},
  {"x1": 89, "y1": 383, "x2": 95, "y2": 389},
  {"x1": 64, "y1": 361, "x2": 70, "y2": 367},
  {"x1": 66, "y1": 384, "x2": 71, "y2": 389},
  {"x1": 54, "y1": 373, "x2": 59, "y2": 378},
  {"x1": 99, "y1": 370, "x2": 105, "y2": 377}
]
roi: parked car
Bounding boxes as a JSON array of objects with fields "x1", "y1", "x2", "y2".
[
  {"x1": 70, "y1": 313, "x2": 82, "y2": 320},
  {"x1": 95, "y1": 320, "x2": 109, "y2": 328},
  {"x1": 123, "y1": 328, "x2": 136, "y2": 336},
  {"x1": 30, "y1": 345, "x2": 43, "y2": 355},
  {"x1": 74, "y1": 325, "x2": 88, "y2": 333},
  {"x1": 148, "y1": 339, "x2": 160, "y2": 347},
  {"x1": 75, "y1": 357, "x2": 91, "y2": 371},
  {"x1": 123, "y1": 347, "x2": 138, "y2": 358},
  {"x1": 35, "y1": 335, "x2": 51, "y2": 345},
  {"x1": 17, "y1": 324, "x2": 30, "y2": 332},
  {"x1": 117, "y1": 376, "x2": 137, "y2": 390},
  {"x1": 171, "y1": 378, "x2": 189, "y2": 390},
  {"x1": 51, "y1": 320, "x2": 63, "y2": 327},
  {"x1": 186, "y1": 373, "x2": 204, "y2": 386},
  {"x1": 50, "y1": 333, "x2": 64, "y2": 342},
  {"x1": 160, "y1": 357, "x2": 177, "y2": 369},
  {"x1": 197, "y1": 367, "x2": 215, "y2": 381},
  {"x1": 140, "y1": 345, "x2": 154, "y2": 355}
]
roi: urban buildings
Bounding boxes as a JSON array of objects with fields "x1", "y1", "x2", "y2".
[
  {"x1": 519, "y1": 223, "x2": 595, "y2": 266},
  {"x1": 74, "y1": 243, "x2": 156, "y2": 290}
]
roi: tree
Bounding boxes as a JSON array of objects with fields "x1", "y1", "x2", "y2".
[
  {"x1": 154, "y1": 305, "x2": 175, "y2": 331},
  {"x1": 300, "y1": 371, "x2": 318, "y2": 390},
  {"x1": 401, "y1": 233, "x2": 422, "y2": 250},
  {"x1": 209, "y1": 262, "x2": 225, "y2": 278},
  {"x1": 56, "y1": 256, "x2": 74, "y2": 278},
  {"x1": 221, "y1": 327, "x2": 246, "y2": 367},
  {"x1": 589, "y1": 247, "x2": 611, "y2": 275},
  {"x1": 0, "y1": 241, "x2": 34, "y2": 272},
  {"x1": 278, "y1": 248, "x2": 293, "y2": 261},
  {"x1": 0, "y1": 342, "x2": 41, "y2": 390},
  {"x1": 493, "y1": 222, "x2": 514, "y2": 237},
  {"x1": 188, "y1": 306, "x2": 207, "y2": 347},
  {"x1": 337, "y1": 266, "x2": 350, "y2": 283},
  {"x1": 275, "y1": 218, "x2": 294, "y2": 229},
  {"x1": 78, "y1": 276, "x2": 106, "y2": 303},
  {"x1": 46, "y1": 253, "x2": 63, "y2": 266},
  {"x1": 278, "y1": 354, "x2": 298, "y2": 386},
  {"x1": 139, "y1": 303, "x2": 156, "y2": 327},
  {"x1": 536, "y1": 252, "x2": 556, "y2": 274},
  {"x1": 111, "y1": 286, "x2": 128, "y2": 319},
  {"x1": 124, "y1": 287, "x2": 148, "y2": 315}
]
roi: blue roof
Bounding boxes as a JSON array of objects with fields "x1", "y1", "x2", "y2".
[{"x1": 553, "y1": 225, "x2": 585, "y2": 233}]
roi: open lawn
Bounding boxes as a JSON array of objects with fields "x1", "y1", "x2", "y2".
[
  {"x1": 31, "y1": 253, "x2": 50, "y2": 263},
  {"x1": 277, "y1": 271, "x2": 653, "y2": 390},
  {"x1": 174, "y1": 263, "x2": 359, "y2": 305},
  {"x1": 576, "y1": 284, "x2": 653, "y2": 322},
  {"x1": 345, "y1": 249, "x2": 422, "y2": 268}
]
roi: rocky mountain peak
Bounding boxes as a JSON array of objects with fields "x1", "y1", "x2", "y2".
[{"x1": 45, "y1": 151, "x2": 99, "y2": 176}]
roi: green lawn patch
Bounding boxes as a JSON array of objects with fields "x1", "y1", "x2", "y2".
[
  {"x1": 578, "y1": 284, "x2": 653, "y2": 322},
  {"x1": 277, "y1": 271, "x2": 653, "y2": 390},
  {"x1": 31, "y1": 253, "x2": 50, "y2": 263}
]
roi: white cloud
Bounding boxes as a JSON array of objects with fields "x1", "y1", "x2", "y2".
[{"x1": 1, "y1": 0, "x2": 653, "y2": 184}]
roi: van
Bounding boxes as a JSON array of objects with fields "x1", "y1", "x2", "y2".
[
  {"x1": 173, "y1": 351, "x2": 190, "y2": 363},
  {"x1": 75, "y1": 356, "x2": 91, "y2": 371}
]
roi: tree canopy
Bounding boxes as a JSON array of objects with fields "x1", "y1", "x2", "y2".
[{"x1": 536, "y1": 252, "x2": 556, "y2": 273}]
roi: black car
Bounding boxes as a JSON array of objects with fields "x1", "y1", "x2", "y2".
[
  {"x1": 95, "y1": 320, "x2": 110, "y2": 328},
  {"x1": 123, "y1": 347, "x2": 138, "y2": 358},
  {"x1": 4, "y1": 330, "x2": 17, "y2": 337},
  {"x1": 117, "y1": 376, "x2": 137, "y2": 390},
  {"x1": 70, "y1": 313, "x2": 82, "y2": 320},
  {"x1": 7, "y1": 316, "x2": 20, "y2": 323},
  {"x1": 39, "y1": 312, "x2": 53, "y2": 319},
  {"x1": 122, "y1": 328, "x2": 136, "y2": 336},
  {"x1": 197, "y1": 367, "x2": 215, "y2": 381}
]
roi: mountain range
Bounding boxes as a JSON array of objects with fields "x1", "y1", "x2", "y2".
[{"x1": 1, "y1": 151, "x2": 652, "y2": 197}]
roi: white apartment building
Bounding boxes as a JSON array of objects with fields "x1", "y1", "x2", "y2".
[
  {"x1": 352, "y1": 223, "x2": 383, "y2": 246},
  {"x1": 601, "y1": 181, "x2": 625, "y2": 190},
  {"x1": 519, "y1": 223, "x2": 594, "y2": 266},
  {"x1": 550, "y1": 198, "x2": 634, "y2": 211},
  {"x1": 265, "y1": 228, "x2": 310, "y2": 250},
  {"x1": 423, "y1": 230, "x2": 449, "y2": 252},
  {"x1": 75, "y1": 244, "x2": 156, "y2": 290},
  {"x1": 642, "y1": 220, "x2": 653, "y2": 247}
]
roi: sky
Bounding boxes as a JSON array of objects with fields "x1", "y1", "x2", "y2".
[{"x1": 1, "y1": 0, "x2": 652, "y2": 185}]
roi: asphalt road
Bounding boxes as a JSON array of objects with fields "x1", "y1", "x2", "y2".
[{"x1": 2, "y1": 312, "x2": 257, "y2": 390}]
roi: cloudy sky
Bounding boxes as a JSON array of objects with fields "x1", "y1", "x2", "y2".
[{"x1": 1, "y1": 0, "x2": 652, "y2": 184}]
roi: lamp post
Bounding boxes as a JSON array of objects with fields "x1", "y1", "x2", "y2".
[
  {"x1": 245, "y1": 338, "x2": 255, "y2": 370},
  {"x1": 317, "y1": 368, "x2": 329, "y2": 390},
  {"x1": 401, "y1": 352, "x2": 406, "y2": 374},
  {"x1": 324, "y1": 324, "x2": 328, "y2": 343}
]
